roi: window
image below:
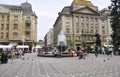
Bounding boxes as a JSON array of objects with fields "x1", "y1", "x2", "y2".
[
  {"x1": 76, "y1": 23, "x2": 79, "y2": 27},
  {"x1": 76, "y1": 16, "x2": 79, "y2": 22},
  {"x1": 96, "y1": 30, "x2": 98, "y2": 33},
  {"x1": 81, "y1": 23, "x2": 84, "y2": 27},
  {"x1": 27, "y1": 17, "x2": 30, "y2": 20},
  {"x1": 91, "y1": 25, "x2": 93, "y2": 28},
  {"x1": 6, "y1": 32, "x2": 9, "y2": 38},
  {"x1": 13, "y1": 32, "x2": 18, "y2": 38},
  {"x1": 76, "y1": 36, "x2": 80, "y2": 41},
  {"x1": 6, "y1": 24, "x2": 9, "y2": 30},
  {"x1": 1, "y1": 24, "x2": 4, "y2": 30},
  {"x1": 102, "y1": 26, "x2": 105, "y2": 29},
  {"x1": 66, "y1": 25, "x2": 69, "y2": 28},
  {"x1": 95, "y1": 24, "x2": 98, "y2": 28},
  {"x1": 81, "y1": 17, "x2": 84, "y2": 23},
  {"x1": 13, "y1": 24, "x2": 18, "y2": 30},
  {"x1": 91, "y1": 30, "x2": 93, "y2": 33},
  {"x1": 1, "y1": 32, "x2": 4, "y2": 39},
  {"x1": 2, "y1": 15, "x2": 4, "y2": 21},
  {"x1": 7, "y1": 16, "x2": 9, "y2": 20},
  {"x1": 66, "y1": 16, "x2": 69, "y2": 20},
  {"x1": 86, "y1": 17, "x2": 89, "y2": 23},
  {"x1": 66, "y1": 22, "x2": 69, "y2": 24},
  {"x1": 102, "y1": 30, "x2": 105, "y2": 34},
  {"x1": 26, "y1": 32, "x2": 30, "y2": 38},
  {"x1": 66, "y1": 28, "x2": 70, "y2": 33},
  {"x1": 76, "y1": 29, "x2": 79, "y2": 33},
  {"x1": 90, "y1": 17, "x2": 93, "y2": 25},
  {"x1": 86, "y1": 29, "x2": 89, "y2": 33},
  {"x1": 82, "y1": 29, "x2": 84, "y2": 33},
  {"x1": 95, "y1": 18, "x2": 98, "y2": 24},
  {"x1": 14, "y1": 15, "x2": 18, "y2": 21},
  {"x1": 66, "y1": 36, "x2": 70, "y2": 40}
]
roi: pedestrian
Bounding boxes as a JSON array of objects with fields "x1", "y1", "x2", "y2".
[
  {"x1": 95, "y1": 45, "x2": 99, "y2": 57},
  {"x1": 11, "y1": 49, "x2": 15, "y2": 62},
  {"x1": 101, "y1": 46, "x2": 105, "y2": 55},
  {"x1": 82, "y1": 47, "x2": 86, "y2": 59},
  {"x1": 78, "y1": 48, "x2": 83, "y2": 59},
  {"x1": 70, "y1": 48, "x2": 75, "y2": 57},
  {"x1": 108, "y1": 46, "x2": 113, "y2": 56},
  {"x1": 19, "y1": 49, "x2": 23, "y2": 59}
]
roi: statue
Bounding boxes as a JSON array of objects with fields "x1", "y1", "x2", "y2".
[
  {"x1": 95, "y1": 33, "x2": 101, "y2": 47},
  {"x1": 95, "y1": 33, "x2": 101, "y2": 54}
]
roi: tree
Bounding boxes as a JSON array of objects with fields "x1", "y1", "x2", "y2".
[
  {"x1": 109, "y1": 0, "x2": 120, "y2": 55},
  {"x1": 81, "y1": 41, "x2": 87, "y2": 48},
  {"x1": 67, "y1": 40, "x2": 73, "y2": 46}
]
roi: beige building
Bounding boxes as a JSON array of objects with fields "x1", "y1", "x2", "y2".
[
  {"x1": 99, "y1": 8, "x2": 112, "y2": 44},
  {"x1": 0, "y1": 2, "x2": 37, "y2": 45},
  {"x1": 46, "y1": 28, "x2": 54, "y2": 47},
  {"x1": 53, "y1": 0, "x2": 111, "y2": 48}
]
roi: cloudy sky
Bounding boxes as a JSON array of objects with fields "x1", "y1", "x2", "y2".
[{"x1": 0, "y1": 0, "x2": 111, "y2": 41}]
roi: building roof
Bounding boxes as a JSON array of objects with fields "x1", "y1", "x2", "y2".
[
  {"x1": 60, "y1": 6, "x2": 71, "y2": 15},
  {"x1": 0, "y1": 4, "x2": 23, "y2": 10},
  {"x1": 72, "y1": 0, "x2": 94, "y2": 7},
  {"x1": 0, "y1": 2, "x2": 35, "y2": 16}
]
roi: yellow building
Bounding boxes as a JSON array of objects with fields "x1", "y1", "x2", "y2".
[
  {"x1": 0, "y1": 2, "x2": 37, "y2": 45},
  {"x1": 53, "y1": 0, "x2": 110, "y2": 48}
]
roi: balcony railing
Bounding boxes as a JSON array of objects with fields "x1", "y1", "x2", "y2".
[
  {"x1": 25, "y1": 28, "x2": 31, "y2": 32},
  {"x1": 26, "y1": 20, "x2": 31, "y2": 24}
]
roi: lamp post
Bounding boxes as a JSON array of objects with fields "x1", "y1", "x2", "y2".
[
  {"x1": 105, "y1": 38, "x2": 111, "y2": 46},
  {"x1": 95, "y1": 33, "x2": 101, "y2": 47},
  {"x1": 21, "y1": 35, "x2": 26, "y2": 51},
  {"x1": 95, "y1": 33, "x2": 101, "y2": 55},
  {"x1": 71, "y1": 12, "x2": 75, "y2": 49}
]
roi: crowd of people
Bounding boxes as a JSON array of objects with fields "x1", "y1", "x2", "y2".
[
  {"x1": 11, "y1": 48, "x2": 24, "y2": 62},
  {"x1": 0, "y1": 48, "x2": 26, "y2": 63},
  {"x1": 51, "y1": 45, "x2": 114, "y2": 60}
]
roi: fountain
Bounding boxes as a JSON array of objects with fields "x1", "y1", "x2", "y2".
[{"x1": 57, "y1": 30, "x2": 68, "y2": 56}]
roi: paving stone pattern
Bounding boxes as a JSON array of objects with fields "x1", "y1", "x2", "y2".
[{"x1": 0, "y1": 53, "x2": 120, "y2": 77}]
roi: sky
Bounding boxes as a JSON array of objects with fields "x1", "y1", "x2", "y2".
[{"x1": 0, "y1": 0, "x2": 111, "y2": 41}]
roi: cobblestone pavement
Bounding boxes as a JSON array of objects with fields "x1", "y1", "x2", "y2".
[{"x1": 0, "y1": 53, "x2": 120, "y2": 77}]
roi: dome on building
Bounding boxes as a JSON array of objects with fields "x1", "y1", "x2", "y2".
[{"x1": 72, "y1": 0, "x2": 94, "y2": 7}]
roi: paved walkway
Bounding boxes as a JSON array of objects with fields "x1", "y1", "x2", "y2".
[{"x1": 0, "y1": 53, "x2": 120, "y2": 77}]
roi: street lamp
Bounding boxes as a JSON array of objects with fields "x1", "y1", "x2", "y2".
[
  {"x1": 21, "y1": 35, "x2": 26, "y2": 51},
  {"x1": 95, "y1": 33, "x2": 101, "y2": 47},
  {"x1": 105, "y1": 38, "x2": 111, "y2": 46},
  {"x1": 21, "y1": 35, "x2": 26, "y2": 45}
]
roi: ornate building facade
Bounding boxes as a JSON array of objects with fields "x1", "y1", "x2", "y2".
[
  {"x1": 0, "y1": 2, "x2": 37, "y2": 45},
  {"x1": 46, "y1": 28, "x2": 54, "y2": 47},
  {"x1": 53, "y1": 0, "x2": 111, "y2": 48}
]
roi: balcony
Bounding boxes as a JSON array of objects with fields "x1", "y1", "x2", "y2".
[
  {"x1": 26, "y1": 37, "x2": 30, "y2": 41},
  {"x1": 26, "y1": 20, "x2": 31, "y2": 24},
  {"x1": 25, "y1": 28, "x2": 31, "y2": 32}
]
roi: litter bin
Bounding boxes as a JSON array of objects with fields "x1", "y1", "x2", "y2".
[{"x1": 1, "y1": 51, "x2": 8, "y2": 63}]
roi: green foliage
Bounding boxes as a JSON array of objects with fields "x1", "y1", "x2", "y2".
[
  {"x1": 42, "y1": 46, "x2": 48, "y2": 51},
  {"x1": 8, "y1": 53, "x2": 12, "y2": 58},
  {"x1": 67, "y1": 40, "x2": 73, "y2": 46},
  {"x1": 108, "y1": 40, "x2": 113, "y2": 45},
  {"x1": 109, "y1": 0, "x2": 120, "y2": 53},
  {"x1": 81, "y1": 41, "x2": 87, "y2": 48},
  {"x1": 39, "y1": 40, "x2": 43, "y2": 42}
]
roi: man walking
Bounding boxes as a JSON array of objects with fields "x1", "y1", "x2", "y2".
[{"x1": 95, "y1": 46, "x2": 99, "y2": 57}]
